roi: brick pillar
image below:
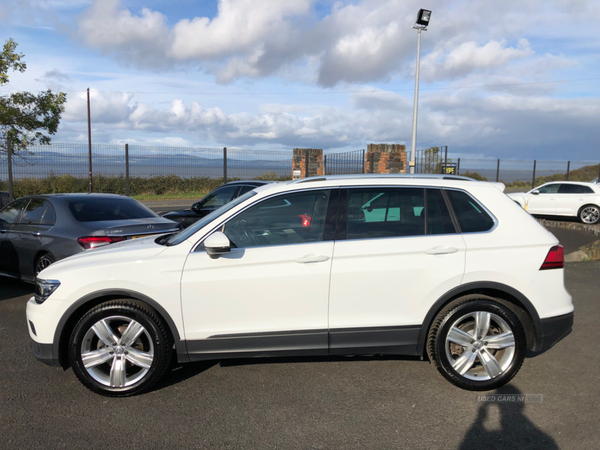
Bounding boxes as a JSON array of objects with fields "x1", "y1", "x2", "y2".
[
  {"x1": 364, "y1": 144, "x2": 407, "y2": 174},
  {"x1": 292, "y1": 148, "x2": 323, "y2": 179}
]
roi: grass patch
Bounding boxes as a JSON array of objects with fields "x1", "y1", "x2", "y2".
[{"x1": 132, "y1": 192, "x2": 208, "y2": 201}]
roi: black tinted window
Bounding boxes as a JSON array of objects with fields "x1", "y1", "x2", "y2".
[
  {"x1": 237, "y1": 185, "x2": 257, "y2": 196},
  {"x1": 426, "y1": 189, "x2": 456, "y2": 235},
  {"x1": 224, "y1": 190, "x2": 330, "y2": 248},
  {"x1": 446, "y1": 190, "x2": 495, "y2": 233},
  {"x1": 0, "y1": 199, "x2": 28, "y2": 225},
  {"x1": 20, "y1": 199, "x2": 55, "y2": 225},
  {"x1": 346, "y1": 188, "x2": 425, "y2": 239},
  {"x1": 198, "y1": 186, "x2": 238, "y2": 209},
  {"x1": 558, "y1": 184, "x2": 592, "y2": 194},
  {"x1": 67, "y1": 198, "x2": 156, "y2": 222},
  {"x1": 538, "y1": 184, "x2": 559, "y2": 194}
]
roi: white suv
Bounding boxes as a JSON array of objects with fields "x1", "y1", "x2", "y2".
[{"x1": 27, "y1": 175, "x2": 574, "y2": 396}]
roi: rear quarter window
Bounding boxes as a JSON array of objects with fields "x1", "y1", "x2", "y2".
[{"x1": 446, "y1": 190, "x2": 495, "y2": 233}]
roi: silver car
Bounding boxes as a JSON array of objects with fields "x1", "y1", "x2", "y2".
[{"x1": 0, "y1": 193, "x2": 180, "y2": 282}]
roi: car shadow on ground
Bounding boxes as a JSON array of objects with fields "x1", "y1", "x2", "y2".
[
  {"x1": 153, "y1": 354, "x2": 422, "y2": 392},
  {"x1": 0, "y1": 277, "x2": 33, "y2": 301},
  {"x1": 458, "y1": 385, "x2": 559, "y2": 450}
]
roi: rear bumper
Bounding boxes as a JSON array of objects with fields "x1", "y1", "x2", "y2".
[
  {"x1": 534, "y1": 312, "x2": 574, "y2": 353},
  {"x1": 30, "y1": 340, "x2": 61, "y2": 367}
]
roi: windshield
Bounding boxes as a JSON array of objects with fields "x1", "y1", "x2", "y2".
[{"x1": 166, "y1": 190, "x2": 257, "y2": 246}]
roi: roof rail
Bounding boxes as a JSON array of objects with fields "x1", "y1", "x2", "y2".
[{"x1": 290, "y1": 174, "x2": 476, "y2": 184}]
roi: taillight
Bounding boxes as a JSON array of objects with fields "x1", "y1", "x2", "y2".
[
  {"x1": 299, "y1": 214, "x2": 311, "y2": 227},
  {"x1": 77, "y1": 236, "x2": 126, "y2": 249},
  {"x1": 540, "y1": 245, "x2": 564, "y2": 270}
]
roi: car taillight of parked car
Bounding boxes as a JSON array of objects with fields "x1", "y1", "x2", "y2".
[
  {"x1": 77, "y1": 236, "x2": 127, "y2": 249},
  {"x1": 540, "y1": 245, "x2": 564, "y2": 270}
]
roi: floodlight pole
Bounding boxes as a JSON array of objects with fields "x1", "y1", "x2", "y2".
[{"x1": 409, "y1": 26, "x2": 426, "y2": 174}]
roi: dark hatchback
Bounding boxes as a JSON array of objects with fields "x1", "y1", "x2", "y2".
[
  {"x1": 0, "y1": 193, "x2": 180, "y2": 282},
  {"x1": 162, "y1": 180, "x2": 270, "y2": 228}
]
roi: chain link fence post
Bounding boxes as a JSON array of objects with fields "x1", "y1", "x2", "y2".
[
  {"x1": 125, "y1": 143, "x2": 130, "y2": 196},
  {"x1": 7, "y1": 140, "x2": 14, "y2": 202},
  {"x1": 496, "y1": 159, "x2": 500, "y2": 182},
  {"x1": 223, "y1": 147, "x2": 227, "y2": 184}
]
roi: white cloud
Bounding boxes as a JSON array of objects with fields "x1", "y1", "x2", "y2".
[
  {"x1": 71, "y1": 0, "x2": 599, "y2": 86},
  {"x1": 421, "y1": 39, "x2": 534, "y2": 81}
]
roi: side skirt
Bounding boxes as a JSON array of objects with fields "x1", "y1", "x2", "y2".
[{"x1": 184, "y1": 326, "x2": 421, "y2": 362}]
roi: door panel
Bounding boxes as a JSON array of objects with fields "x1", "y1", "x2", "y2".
[
  {"x1": 181, "y1": 189, "x2": 334, "y2": 358},
  {"x1": 181, "y1": 241, "x2": 333, "y2": 343},
  {"x1": 328, "y1": 187, "x2": 466, "y2": 354},
  {"x1": 329, "y1": 234, "x2": 466, "y2": 330}
]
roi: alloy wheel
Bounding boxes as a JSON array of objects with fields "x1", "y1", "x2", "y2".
[
  {"x1": 444, "y1": 311, "x2": 516, "y2": 381},
  {"x1": 80, "y1": 315, "x2": 155, "y2": 388}
]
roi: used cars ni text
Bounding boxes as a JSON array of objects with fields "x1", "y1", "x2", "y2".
[{"x1": 27, "y1": 175, "x2": 573, "y2": 396}]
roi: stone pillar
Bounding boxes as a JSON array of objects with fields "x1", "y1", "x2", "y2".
[
  {"x1": 292, "y1": 148, "x2": 324, "y2": 179},
  {"x1": 365, "y1": 144, "x2": 407, "y2": 174}
]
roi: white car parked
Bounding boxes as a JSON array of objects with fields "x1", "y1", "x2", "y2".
[
  {"x1": 507, "y1": 181, "x2": 600, "y2": 224},
  {"x1": 27, "y1": 175, "x2": 573, "y2": 396}
]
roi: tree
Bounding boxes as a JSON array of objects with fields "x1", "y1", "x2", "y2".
[
  {"x1": 420, "y1": 146, "x2": 453, "y2": 174},
  {"x1": 1, "y1": 38, "x2": 67, "y2": 155}
]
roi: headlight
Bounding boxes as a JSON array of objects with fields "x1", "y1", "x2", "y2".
[{"x1": 34, "y1": 279, "x2": 61, "y2": 304}]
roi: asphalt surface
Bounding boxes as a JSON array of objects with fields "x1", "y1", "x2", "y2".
[{"x1": 1, "y1": 261, "x2": 599, "y2": 449}]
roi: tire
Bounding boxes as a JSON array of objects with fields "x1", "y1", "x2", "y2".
[
  {"x1": 69, "y1": 299, "x2": 173, "y2": 397},
  {"x1": 427, "y1": 295, "x2": 526, "y2": 391},
  {"x1": 35, "y1": 253, "x2": 56, "y2": 276},
  {"x1": 578, "y1": 204, "x2": 600, "y2": 224}
]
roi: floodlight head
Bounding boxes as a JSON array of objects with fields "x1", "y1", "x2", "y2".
[{"x1": 415, "y1": 9, "x2": 432, "y2": 27}]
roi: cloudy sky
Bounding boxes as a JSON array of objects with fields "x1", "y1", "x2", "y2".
[{"x1": 1, "y1": 0, "x2": 599, "y2": 160}]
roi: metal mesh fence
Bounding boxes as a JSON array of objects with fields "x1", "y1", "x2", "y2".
[
  {"x1": 324, "y1": 149, "x2": 365, "y2": 175},
  {"x1": 1, "y1": 141, "x2": 599, "y2": 208}
]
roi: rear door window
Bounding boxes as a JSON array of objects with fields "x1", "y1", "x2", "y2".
[
  {"x1": 426, "y1": 189, "x2": 456, "y2": 235},
  {"x1": 445, "y1": 190, "x2": 495, "y2": 233},
  {"x1": 67, "y1": 198, "x2": 156, "y2": 222},
  {"x1": 558, "y1": 184, "x2": 592, "y2": 194},
  {"x1": 346, "y1": 188, "x2": 425, "y2": 239}
]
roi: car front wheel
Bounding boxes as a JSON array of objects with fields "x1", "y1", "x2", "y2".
[
  {"x1": 69, "y1": 299, "x2": 173, "y2": 397},
  {"x1": 579, "y1": 204, "x2": 600, "y2": 224},
  {"x1": 427, "y1": 295, "x2": 526, "y2": 391}
]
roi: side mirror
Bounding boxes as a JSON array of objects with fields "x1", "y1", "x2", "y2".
[
  {"x1": 531, "y1": 190, "x2": 540, "y2": 195},
  {"x1": 204, "y1": 231, "x2": 231, "y2": 259},
  {"x1": 192, "y1": 202, "x2": 201, "y2": 213}
]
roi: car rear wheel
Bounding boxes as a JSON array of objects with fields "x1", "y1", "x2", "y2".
[
  {"x1": 69, "y1": 299, "x2": 173, "y2": 397},
  {"x1": 578, "y1": 204, "x2": 600, "y2": 224},
  {"x1": 35, "y1": 253, "x2": 56, "y2": 275},
  {"x1": 427, "y1": 295, "x2": 526, "y2": 391}
]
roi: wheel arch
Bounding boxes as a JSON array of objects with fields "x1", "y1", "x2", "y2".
[
  {"x1": 54, "y1": 289, "x2": 188, "y2": 369},
  {"x1": 417, "y1": 282, "x2": 542, "y2": 356}
]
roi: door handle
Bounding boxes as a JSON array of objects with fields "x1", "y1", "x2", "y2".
[
  {"x1": 32, "y1": 232, "x2": 42, "y2": 237},
  {"x1": 295, "y1": 254, "x2": 330, "y2": 264},
  {"x1": 425, "y1": 246, "x2": 458, "y2": 255}
]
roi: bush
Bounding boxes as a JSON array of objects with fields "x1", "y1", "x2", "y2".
[{"x1": 6, "y1": 172, "x2": 291, "y2": 198}]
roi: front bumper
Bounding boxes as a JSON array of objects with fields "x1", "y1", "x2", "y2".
[
  {"x1": 30, "y1": 340, "x2": 61, "y2": 367},
  {"x1": 535, "y1": 312, "x2": 574, "y2": 353}
]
